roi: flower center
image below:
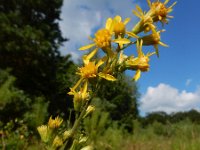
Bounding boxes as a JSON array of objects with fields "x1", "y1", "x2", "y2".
[
  {"x1": 114, "y1": 22, "x2": 126, "y2": 36},
  {"x1": 79, "y1": 62, "x2": 98, "y2": 78},
  {"x1": 137, "y1": 56, "x2": 149, "y2": 71},
  {"x1": 94, "y1": 29, "x2": 111, "y2": 49},
  {"x1": 152, "y1": 2, "x2": 168, "y2": 20}
]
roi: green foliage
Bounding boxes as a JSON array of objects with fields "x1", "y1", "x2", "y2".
[
  {"x1": 83, "y1": 108, "x2": 126, "y2": 150},
  {"x1": 0, "y1": 69, "x2": 31, "y2": 123},
  {"x1": 96, "y1": 74, "x2": 139, "y2": 131},
  {"x1": 24, "y1": 97, "x2": 49, "y2": 129},
  {"x1": 0, "y1": 0, "x2": 66, "y2": 97}
]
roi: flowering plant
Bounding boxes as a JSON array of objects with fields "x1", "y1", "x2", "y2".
[{"x1": 37, "y1": 0, "x2": 176, "y2": 149}]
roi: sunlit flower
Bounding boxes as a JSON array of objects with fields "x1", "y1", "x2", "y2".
[
  {"x1": 109, "y1": 16, "x2": 138, "y2": 49},
  {"x1": 48, "y1": 116, "x2": 63, "y2": 129},
  {"x1": 79, "y1": 16, "x2": 131, "y2": 54},
  {"x1": 132, "y1": 5, "x2": 156, "y2": 34},
  {"x1": 147, "y1": 0, "x2": 176, "y2": 25},
  {"x1": 125, "y1": 40, "x2": 155, "y2": 81},
  {"x1": 37, "y1": 125, "x2": 50, "y2": 143},
  {"x1": 140, "y1": 29, "x2": 168, "y2": 57},
  {"x1": 78, "y1": 62, "x2": 99, "y2": 79},
  {"x1": 109, "y1": 15, "x2": 130, "y2": 38},
  {"x1": 84, "y1": 105, "x2": 95, "y2": 118},
  {"x1": 71, "y1": 82, "x2": 90, "y2": 111}
]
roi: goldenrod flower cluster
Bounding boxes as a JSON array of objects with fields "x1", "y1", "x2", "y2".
[
  {"x1": 37, "y1": 116, "x2": 64, "y2": 149},
  {"x1": 70, "y1": 0, "x2": 176, "y2": 107},
  {"x1": 37, "y1": 1, "x2": 175, "y2": 149}
]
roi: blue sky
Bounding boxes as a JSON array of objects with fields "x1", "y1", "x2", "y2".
[{"x1": 60, "y1": 0, "x2": 200, "y2": 115}]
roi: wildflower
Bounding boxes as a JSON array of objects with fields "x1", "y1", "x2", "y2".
[
  {"x1": 48, "y1": 116, "x2": 63, "y2": 129},
  {"x1": 69, "y1": 56, "x2": 116, "y2": 95},
  {"x1": 132, "y1": 5, "x2": 156, "y2": 33},
  {"x1": 147, "y1": 0, "x2": 177, "y2": 25},
  {"x1": 52, "y1": 136, "x2": 63, "y2": 148},
  {"x1": 140, "y1": 29, "x2": 168, "y2": 57},
  {"x1": 110, "y1": 15, "x2": 138, "y2": 49},
  {"x1": 78, "y1": 62, "x2": 99, "y2": 79},
  {"x1": 111, "y1": 15, "x2": 130, "y2": 38},
  {"x1": 37, "y1": 125, "x2": 50, "y2": 143},
  {"x1": 71, "y1": 82, "x2": 90, "y2": 111},
  {"x1": 79, "y1": 16, "x2": 131, "y2": 54},
  {"x1": 83, "y1": 105, "x2": 95, "y2": 118},
  {"x1": 125, "y1": 40, "x2": 155, "y2": 81}
]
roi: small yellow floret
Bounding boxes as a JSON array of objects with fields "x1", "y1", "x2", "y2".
[
  {"x1": 48, "y1": 116, "x2": 63, "y2": 129},
  {"x1": 94, "y1": 29, "x2": 111, "y2": 49},
  {"x1": 78, "y1": 62, "x2": 98, "y2": 79}
]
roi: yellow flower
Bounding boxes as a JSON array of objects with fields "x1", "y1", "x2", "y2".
[
  {"x1": 110, "y1": 15, "x2": 130, "y2": 38},
  {"x1": 48, "y1": 116, "x2": 63, "y2": 129},
  {"x1": 140, "y1": 29, "x2": 168, "y2": 57},
  {"x1": 78, "y1": 61, "x2": 98, "y2": 79},
  {"x1": 37, "y1": 125, "x2": 50, "y2": 143},
  {"x1": 52, "y1": 136, "x2": 63, "y2": 148},
  {"x1": 79, "y1": 16, "x2": 131, "y2": 54},
  {"x1": 94, "y1": 29, "x2": 112, "y2": 49},
  {"x1": 132, "y1": 5, "x2": 156, "y2": 33},
  {"x1": 147, "y1": 0, "x2": 177, "y2": 25},
  {"x1": 71, "y1": 82, "x2": 90, "y2": 111},
  {"x1": 83, "y1": 105, "x2": 95, "y2": 118},
  {"x1": 109, "y1": 16, "x2": 138, "y2": 49},
  {"x1": 125, "y1": 40, "x2": 155, "y2": 81}
]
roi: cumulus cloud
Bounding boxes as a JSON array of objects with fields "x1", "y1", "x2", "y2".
[
  {"x1": 140, "y1": 83, "x2": 200, "y2": 114},
  {"x1": 59, "y1": 0, "x2": 139, "y2": 60}
]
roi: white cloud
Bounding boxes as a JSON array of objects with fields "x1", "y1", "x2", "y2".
[
  {"x1": 140, "y1": 83, "x2": 200, "y2": 115},
  {"x1": 59, "y1": 0, "x2": 139, "y2": 60}
]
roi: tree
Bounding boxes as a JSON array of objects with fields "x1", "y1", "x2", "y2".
[
  {"x1": 96, "y1": 74, "x2": 139, "y2": 131},
  {"x1": 0, "y1": 0, "x2": 66, "y2": 97}
]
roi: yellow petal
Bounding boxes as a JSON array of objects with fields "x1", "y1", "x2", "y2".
[
  {"x1": 79, "y1": 43, "x2": 96, "y2": 50},
  {"x1": 124, "y1": 18, "x2": 131, "y2": 25},
  {"x1": 136, "y1": 5, "x2": 143, "y2": 14},
  {"x1": 98, "y1": 72, "x2": 117, "y2": 81},
  {"x1": 147, "y1": 0, "x2": 151, "y2": 7},
  {"x1": 126, "y1": 31, "x2": 139, "y2": 38},
  {"x1": 164, "y1": 0, "x2": 170, "y2": 5},
  {"x1": 132, "y1": 10, "x2": 141, "y2": 18},
  {"x1": 96, "y1": 59, "x2": 105, "y2": 67},
  {"x1": 113, "y1": 38, "x2": 131, "y2": 44},
  {"x1": 158, "y1": 41, "x2": 168, "y2": 47},
  {"x1": 114, "y1": 15, "x2": 122, "y2": 22},
  {"x1": 83, "y1": 48, "x2": 98, "y2": 64},
  {"x1": 70, "y1": 78, "x2": 84, "y2": 92},
  {"x1": 133, "y1": 70, "x2": 141, "y2": 81},
  {"x1": 105, "y1": 18, "x2": 113, "y2": 30}
]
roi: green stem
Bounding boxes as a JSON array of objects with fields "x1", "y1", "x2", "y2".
[{"x1": 62, "y1": 102, "x2": 88, "y2": 150}]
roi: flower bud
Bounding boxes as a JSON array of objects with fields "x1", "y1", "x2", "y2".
[{"x1": 37, "y1": 125, "x2": 50, "y2": 143}]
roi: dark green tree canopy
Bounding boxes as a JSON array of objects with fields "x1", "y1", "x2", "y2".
[{"x1": 0, "y1": 0, "x2": 66, "y2": 96}]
